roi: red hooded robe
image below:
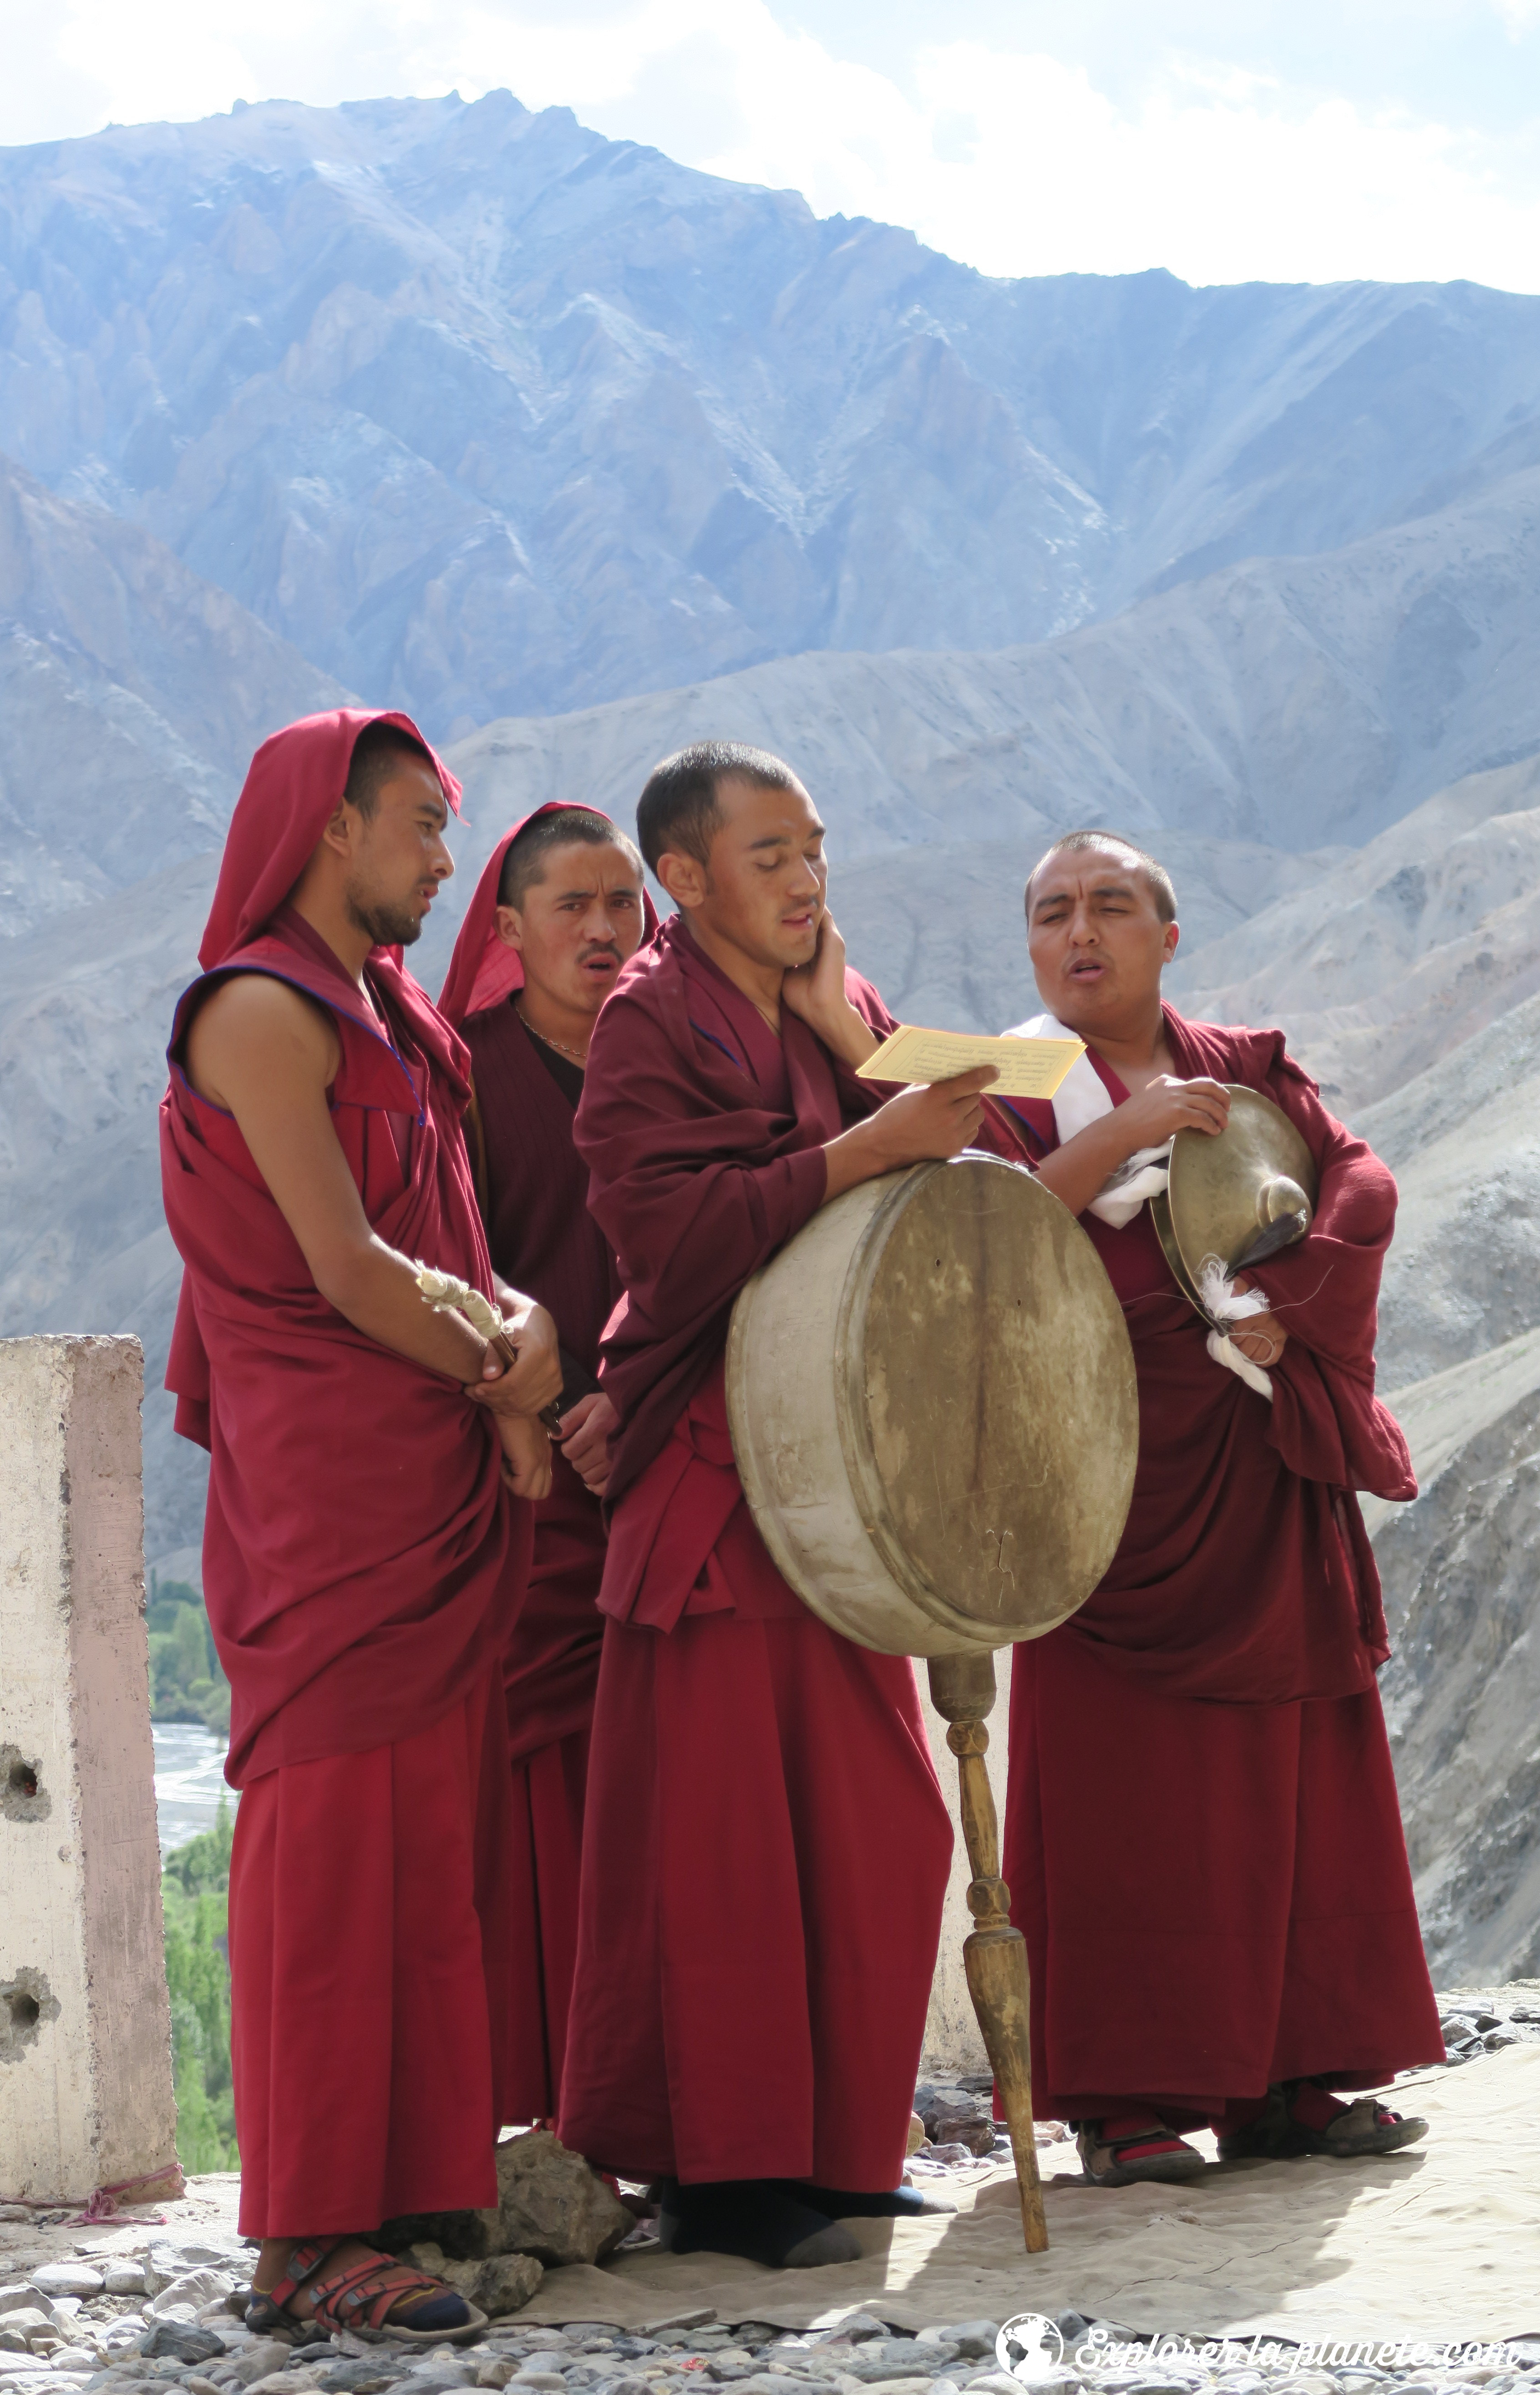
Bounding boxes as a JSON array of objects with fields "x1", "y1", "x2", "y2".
[
  {"x1": 160, "y1": 709, "x2": 529, "y2": 2235},
  {"x1": 438, "y1": 806, "x2": 656, "y2": 2121},
  {"x1": 983, "y1": 1007, "x2": 1443, "y2": 2127},
  {"x1": 555, "y1": 915, "x2": 954, "y2": 2189}
]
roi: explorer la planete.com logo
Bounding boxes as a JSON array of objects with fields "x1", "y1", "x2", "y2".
[{"x1": 997, "y1": 2317, "x2": 1067, "y2": 2382}]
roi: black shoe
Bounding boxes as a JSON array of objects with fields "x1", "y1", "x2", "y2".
[
  {"x1": 656, "y1": 2178, "x2": 861, "y2": 2268},
  {"x1": 769, "y1": 2180, "x2": 956, "y2": 2219}
]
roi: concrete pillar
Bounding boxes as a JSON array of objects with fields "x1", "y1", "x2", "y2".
[
  {"x1": 0, "y1": 1336, "x2": 179, "y2": 2205},
  {"x1": 918, "y1": 1645, "x2": 1013, "y2": 2081}
]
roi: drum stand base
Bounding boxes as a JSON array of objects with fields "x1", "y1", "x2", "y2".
[{"x1": 926, "y1": 1649, "x2": 1049, "y2": 2255}]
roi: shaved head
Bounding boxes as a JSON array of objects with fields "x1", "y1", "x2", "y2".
[{"x1": 1027, "y1": 830, "x2": 1176, "y2": 925}]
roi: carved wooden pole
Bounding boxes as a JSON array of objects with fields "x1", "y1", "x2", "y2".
[{"x1": 926, "y1": 1647, "x2": 1048, "y2": 2254}]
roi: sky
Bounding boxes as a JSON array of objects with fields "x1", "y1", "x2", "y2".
[{"x1": 3, "y1": 0, "x2": 1540, "y2": 290}]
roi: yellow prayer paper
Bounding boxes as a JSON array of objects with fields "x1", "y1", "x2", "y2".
[{"x1": 855, "y1": 1024, "x2": 1085, "y2": 1099}]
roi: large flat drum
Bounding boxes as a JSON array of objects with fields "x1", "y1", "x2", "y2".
[{"x1": 726, "y1": 1151, "x2": 1138, "y2": 1658}]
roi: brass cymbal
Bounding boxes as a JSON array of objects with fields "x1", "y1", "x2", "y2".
[{"x1": 1150, "y1": 1085, "x2": 1317, "y2": 1327}]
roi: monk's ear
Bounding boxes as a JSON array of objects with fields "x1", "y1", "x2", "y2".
[
  {"x1": 493, "y1": 902, "x2": 525, "y2": 955},
  {"x1": 1162, "y1": 918, "x2": 1180, "y2": 966},
  {"x1": 317, "y1": 800, "x2": 357, "y2": 861},
  {"x1": 654, "y1": 849, "x2": 708, "y2": 911}
]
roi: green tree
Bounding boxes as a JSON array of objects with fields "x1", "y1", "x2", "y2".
[
  {"x1": 162, "y1": 1798, "x2": 238, "y2": 2174},
  {"x1": 147, "y1": 1578, "x2": 231, "y2": 1737}
]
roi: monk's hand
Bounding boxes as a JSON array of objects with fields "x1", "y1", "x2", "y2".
[
  {"x1": 466, "y1": 1293, "x2": 562, "y2": 1418},
  {"x1": 866, "y1": 1065, "x2": 998, "y2": 1166},
  {"x1": 1118, "y1": 1074, "x2": 1231, "y2": 1147},
  {"x1": 498, "y1": 1411, "x2": 553, "y2": 1502},
  {"x1": 557, "y1": 1392, "x2": 618, "y2": 1497},
  {"x1": 782, "y1": 914, "x2": 881, "y2": 1066},
  {"x1": 1227, "y1": 1272, "x2": 1289, "y2": 1368},
  {"x1": 782, "y1": 908, "x2": 846, "y2": 1025}
]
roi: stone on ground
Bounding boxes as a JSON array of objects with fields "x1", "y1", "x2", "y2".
[
  {"x1": 485, "y1": 2134, "x2": 631, "y2": 2268},
  {"x1": 399, "y1": 2247, "x2": 542, "y2": 2321}
]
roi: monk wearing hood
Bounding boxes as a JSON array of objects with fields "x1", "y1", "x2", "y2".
[
  {"x1": 160, "y1": 711, "x2": 561, "y2": 2339},
  {"x1": 556, "y1": 741, "x2": 997, "y2": 2270},
  {"x1": 438, "y1": 804, "x2": 653, "y2": 2123},
  {"x1": 984, "y1": 829, "x2": 1443, "y2": 2189}
]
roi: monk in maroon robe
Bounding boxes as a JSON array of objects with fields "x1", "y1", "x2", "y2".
[
  {"x1": 984, "y1": 829, "x2": 1444, "y2": 2189},
  {"x1": 160, "y1": 711, "x2": 562, "y2": 2336},
  {"x1": 438, "y1": 803, "x2": 655, "y2": 2122},
  {"x1": 557, "y1": 741, "x2": 996, "y2": 2269}
]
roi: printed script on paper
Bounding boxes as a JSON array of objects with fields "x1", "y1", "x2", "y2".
[{"x1": 855, "y1": 1026, "x2": 1086, "y2": 1099}]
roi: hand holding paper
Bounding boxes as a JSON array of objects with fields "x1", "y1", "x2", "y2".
[{"x1": 855, "y1": 1023, "x2": 1086, "y2": 1099}]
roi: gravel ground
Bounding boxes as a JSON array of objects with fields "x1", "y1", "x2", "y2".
[{"x1": 5, "y1": 1997, "x2": 1537, "y2": 2395}]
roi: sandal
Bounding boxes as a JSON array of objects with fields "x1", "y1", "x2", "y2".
[
  {"x1": 1077, "y1": 2116, "x2": 1206, "y2": 2187},
  {"x1": 247, "y1": 2239, "x2": 487, "y2": 2344},
  {"x1": 245, "y1": 2240, "x2": 342, "y2": 2343},
  {"x1": 1217, "y1": 2081, "x2": 1428, "y2": 2161}
]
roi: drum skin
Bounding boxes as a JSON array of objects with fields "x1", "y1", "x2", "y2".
[{"x1": 725, "y1": 1152, "x2": 1138, "y2": 1659}]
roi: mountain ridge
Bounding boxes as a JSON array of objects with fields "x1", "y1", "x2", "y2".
[{"x1": 8, "y1": 91, "x2": 1540, "y2": 734}]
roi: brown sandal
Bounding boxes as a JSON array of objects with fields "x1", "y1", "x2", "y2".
[
  {"x1": 1077, "y1": 2117, "x2": 1206, "y2": 2187},
  {"x1": 247, "y1": 2239, "x2": 487, "y2": 2345},
  {"x1": 1217, "y1": 2083, "x2": 1427, "y2": 2161}
]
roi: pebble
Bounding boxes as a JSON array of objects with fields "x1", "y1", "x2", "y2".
[{"x1": 1, "y1": 2243, "x2": 1534, "y2": 2395}]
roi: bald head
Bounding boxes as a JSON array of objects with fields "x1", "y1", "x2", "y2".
[{"x1": 1026, "y1": 830, "x2": 1176, "y2": 926}]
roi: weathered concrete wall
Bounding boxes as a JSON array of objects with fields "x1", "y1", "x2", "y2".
[
  {"x1": 918, "y1": 1646, "x2": 1013, "y2": 2081},
  {"x1": 0, "y1": 1335, "x2": 178, "y2": 2203}
]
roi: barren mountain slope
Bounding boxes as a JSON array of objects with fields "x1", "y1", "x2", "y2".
[
  {"x1": 422, "y1": 465, "x2": 1540, "y2": 907},
  {"x1": 0, "y1": 454, "x2": 347, "y2": 934},
  {"x1": 0, "y1": 856, "x2": 217, "y2": 1557},
  {"x1": 1167, "y1": 756, "x2": 1540, "y2": 1109},
  {"x1": 1372, "y1": 1331, "x2": 1540, "y2": 1983},
  {"x1": 1349, "y1": 992, "x2": 1540, "y2": 1389},
  {"x1": 8, "y1": 93, "x2": 1540, "y2": 728}
]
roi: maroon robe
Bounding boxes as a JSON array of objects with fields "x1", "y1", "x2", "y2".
[
  {"x1": 438, "y1": 807, "x2": 656, "y2": 2122},
  {"x1": 985, "y1": 1006, "x2": 1443, "y2": 2124},
  {"x1": 461, "y1": 999, "x2": 618, "y2": 2121},
  {"x1": 557, "y1": 916, "x2": 954, "y2": 2187},
  {"x1": 160, "y1": 711, "x2": 530, "y2": 2232}
]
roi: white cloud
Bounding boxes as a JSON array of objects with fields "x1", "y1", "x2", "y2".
[{"x1": 4, "y1": 0, "x2": 1540, "y2": 293}]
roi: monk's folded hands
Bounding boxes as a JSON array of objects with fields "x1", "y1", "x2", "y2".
[
  {"x1": 465, "y1": 1287, "x2": 562, "y2": 1416},
  {"x1": 495, "y1": 1411, "x2": 553, "y2": 1500},
  {"x1": 557, "y1": 1390, "x2": 619, "y2": 1495}
]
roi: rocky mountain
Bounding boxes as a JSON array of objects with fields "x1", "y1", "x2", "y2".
[
  {"x1": 0, "y1": 453, "x2": 346, "y2": 933},
  {"x1": 0, "y1": 856, "x2": 217, "y2": 1558},
  {"x1": 1372, "y1": 1326, "x2": 1540, "y2": 1985},
  {"x1": 1168, "y1": 755, "x2": 1540, "y2": 1114},
  {"x1": 7, "y1": 93, "x2": 1540, "y2": 736}
]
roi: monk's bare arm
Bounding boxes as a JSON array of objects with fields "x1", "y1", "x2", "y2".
[
  {"x1": 1032, "y1": 1076, "x2": 1231, "y2": 1216},
  {"x1": 822, "y1": 1068, "x2": 998, "y2": 1203},
  {"x1": 183, "y1": 977, "x2": 551, "y2": 1398}
]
